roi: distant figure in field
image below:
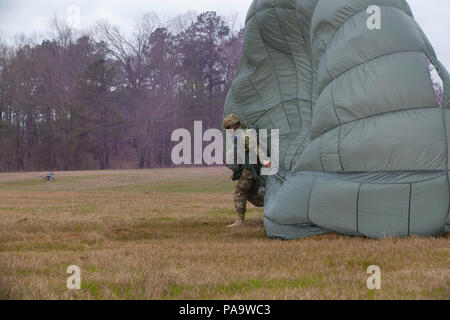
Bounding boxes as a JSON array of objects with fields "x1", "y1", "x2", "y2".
[
  {"x1": 43, "y1": 172, "x2": 55, "y2": 182},
  {"x1": 223, "y1": 114, "x2": 271, "y2": 228}
]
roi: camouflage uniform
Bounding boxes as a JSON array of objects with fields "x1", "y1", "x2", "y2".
[{"x1": 233, "y1": 168, "x2": 265, "y2": 215}]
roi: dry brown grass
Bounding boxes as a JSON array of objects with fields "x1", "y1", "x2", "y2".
[{"x1": 0, "y1": 167, "x2": 448, "y2": 300}]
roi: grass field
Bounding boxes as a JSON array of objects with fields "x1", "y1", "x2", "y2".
[{"x1": 0, "y1": 167, "x2": 448, "y2": 300}]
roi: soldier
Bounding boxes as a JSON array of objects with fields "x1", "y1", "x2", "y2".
[
  {"x1": 43, "y1": 172, "x2": 55, "y2": 182},
  {"x1": 223, "y1": 114, "x2": 271, "y2": 228}
]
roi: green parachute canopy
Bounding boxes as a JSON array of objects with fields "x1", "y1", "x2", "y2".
[{"x1": 224, "y1": 0, "x2": 450, "y2": 239}]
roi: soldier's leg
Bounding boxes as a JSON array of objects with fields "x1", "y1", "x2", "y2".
[
  {"x1": 233, "y1": 183, "x2": 247, "y2": 216},
  {"x1": 228, "y1": 169, "x2": 253, "y2": 228},
  {"x1": 233, "y1": 169, "x2": 254, "y2": 214},
  {"x1": 247, "y1": 193, "x2": 264, "y2": 208},
  {"x1": 246, "y1": 177, "x2": 264, "y2": 208}
]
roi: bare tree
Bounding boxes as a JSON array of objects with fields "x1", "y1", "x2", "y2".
[
  {"x1": 49, "y1": 16, "x2": 78, "y2": 47},
  {"x1": 166, "y1": 11, "x2": 198, "y2": 34},
  {"x1": 95, "y1": 13, "x2": 162, "y2": 167}
]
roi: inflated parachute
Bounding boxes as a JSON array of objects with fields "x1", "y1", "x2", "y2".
[{"x1": 223, "y1": 0, "x2": 450, "y2": 239}]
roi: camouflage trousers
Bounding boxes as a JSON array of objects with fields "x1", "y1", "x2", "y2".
[{"x1": 233, "y1": 168, "x2": 265, "y2": 215}]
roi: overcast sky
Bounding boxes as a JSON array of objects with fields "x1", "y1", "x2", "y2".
[{"x1": 0, "y1": 0, "x2": 449, "y2": 67}]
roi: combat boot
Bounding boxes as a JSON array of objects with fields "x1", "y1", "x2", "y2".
[{"x1": 227, "y1": 213, "x2": 245, "y2": 228}]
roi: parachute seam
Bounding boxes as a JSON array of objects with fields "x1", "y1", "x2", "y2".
[
  {"x1": 308, "y1": 0, "x2": 328, "y2": 48},
  {"x1": 287, "y1": 142, "x2": 297, "y2": 170},
  {"x1": 318, "y1": 50, "x2": 427, "y2": 99},
  {"x1": 280, "y1": 135, "x2": 289, "y2": 169},
  {"x1": 264, "y1": 215, "x2": 321, "y2": 227},
  {"x1": 282, "y1": 141, "x2": 290, "y2": 170},
  {"x1": 254, "y1": 98, "x2": 312, "y2": 125},
  {"x1": 338, "y1": 126, "x2": 345, "y2": 172},
  {"x1": 313, "y1": 105, "x2": 439, "y2": 140},
  {"x1": 282, "y1": 133, "x2": 305, "y2": 170},
  {"x1": 318, "y1": 137, "x2": 325, "y2": 171},
  {"x1": 254, "y1": 6, "x2": 292, "y2": 133},
  {"x1": 307, "y1": 178, "x2": 316, "y2": 223},
  {"x1": 266, "y1": 114, "x2": 277, "y2": 130},
  {"x1": 246, "y1": 6, "x2": 297, "y2": 25},
  {"x1": 292, "y1": 172, "x2": 446, "y2": 185},
  {"x1": 320, "y1": 5, "x2": 413, "y2": 56},
  {"x1": 273, "y1": 5, "x2": 303, "y2": 128},
  {"x1": 330, "y1": 79, "x2": 341, "y2": 125},
  {"x1": 293, "y1": 10, "x2": 310, "y2": 49},
  {"x1": 289, "y1": 134, "x2": 309, "y2": 170},
  {"x1": 292, "y1": 9, "x2": 315, "y2": 125},
  {"x1": 229, "y1": 85, "x2": 252, "y2": 127},
  {"x1": 245, "y1": 0, "x2": 327, "y2": 25},
  {"x1": 321, "y1": 7, "x2": 367, "y2": 54},
  {"x1": 239, "y1": 50, "x2": 267, "y2": 126}
]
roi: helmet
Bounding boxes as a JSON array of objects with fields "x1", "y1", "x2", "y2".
[{"x1": 223, "y1": 114, "x2": 241, "y2": 129}]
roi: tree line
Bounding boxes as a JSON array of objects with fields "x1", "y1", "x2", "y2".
[{"x1": 0, "y1": 11, "x2": 243, "y2": 172}]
